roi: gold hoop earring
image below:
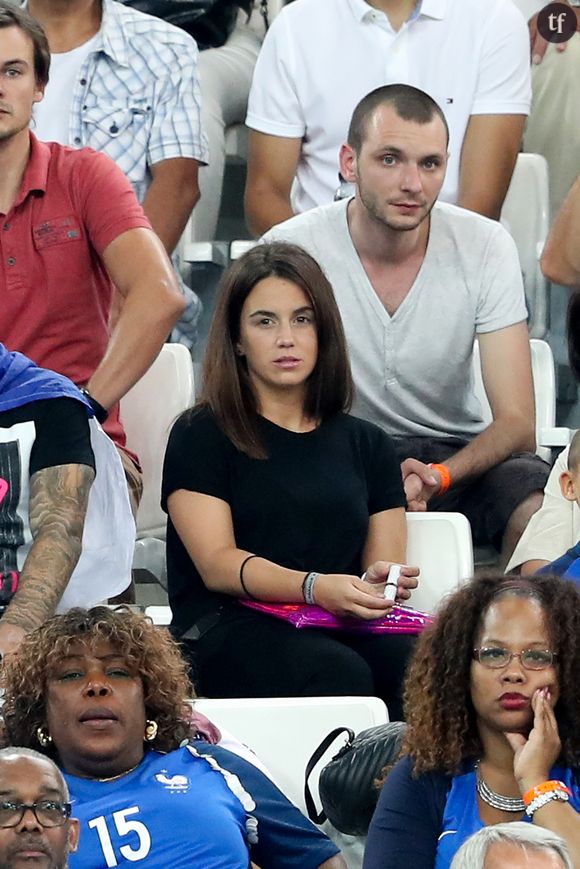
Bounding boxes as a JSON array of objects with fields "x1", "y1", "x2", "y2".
[
  {"x1": 144, "y1": 720, "x2": 158, "y2": 742},
  {"x1": 36, "y1": 726, "x2": 52, "y2": 748}
]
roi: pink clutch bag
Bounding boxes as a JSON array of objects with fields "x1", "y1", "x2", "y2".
[{"x1": 240, "y1": 600, "x2": 433, "y2": 634}]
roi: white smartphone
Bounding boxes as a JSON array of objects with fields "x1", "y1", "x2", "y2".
[{"x1": 383, "y1": 564, "x2": 402, "y2": 601}]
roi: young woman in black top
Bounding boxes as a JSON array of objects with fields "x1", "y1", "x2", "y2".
[{"x1": 162, "y1": 242, "x2": 418, "y2": 717}]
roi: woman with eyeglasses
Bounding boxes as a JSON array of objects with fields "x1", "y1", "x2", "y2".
[
  {"x1": 363, "y1": 573, "x2": 580, "y2": 869},
  {"x1": 0, "y1": 607, "x2": 346, "y2": 869}
]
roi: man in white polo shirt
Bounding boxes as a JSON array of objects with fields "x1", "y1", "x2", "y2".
[
  {"x1": 264, "y1": 85, "x2": 549, "y2": 561},
  {"x1": 245, "y1": 0, "x2": 531, "y2": 236}
]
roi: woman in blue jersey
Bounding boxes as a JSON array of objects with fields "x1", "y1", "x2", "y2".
[
  {"x1": 1, "y1": 606, "x2": 345, "y2": 869},
  {"x1": 363, "y1": 573, "x2": 580, "y2": 869}
]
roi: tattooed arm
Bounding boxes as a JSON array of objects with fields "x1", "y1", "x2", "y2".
[{"x1": 0, "y1": 462, "x2": 95, "y2": 655}]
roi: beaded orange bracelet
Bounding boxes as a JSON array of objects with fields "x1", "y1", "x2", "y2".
[
  {"x1": 428, "y1": 463, "x2": 452, "y2": 495},
  {"x1": 523, "y1": 780, "x2": 572, "y2": 807}
]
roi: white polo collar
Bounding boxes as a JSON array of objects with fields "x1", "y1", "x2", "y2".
[{"x1": 346, "y1": 0, "x2": 448, "y2": 24}]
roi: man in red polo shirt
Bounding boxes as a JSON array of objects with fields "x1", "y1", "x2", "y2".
[{"x1": 0, "y1": 3, "x2": 186, "y2": 510}]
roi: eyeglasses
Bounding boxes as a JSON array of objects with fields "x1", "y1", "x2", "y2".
[
  {"x1": 473, "y1": 647, "x2": 557, "y2": 671},
  {"x1": 0, "y1": 800, "x2": 71, "y2": 828}
]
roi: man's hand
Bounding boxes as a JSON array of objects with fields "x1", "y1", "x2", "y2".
[
  {"x1": 0, "y1": 623, "x2": 26, "y2": 658},
  {"x1": 529, "y1": 2, "x2": 579, "y2": 64},
  {"x1": 401, "y1": 458, "x2": 441, "y2": 512},
  {"x1": 403, "y1": 325, "x2": 535, "y2": 505}
]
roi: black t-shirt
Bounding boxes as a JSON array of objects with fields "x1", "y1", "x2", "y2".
[
  {"x1": 162, "y1": 407, "x2": 405, "y2": 636},
  {"x1": 0, "y1": 398, "x2": 95, "y2": 584}
]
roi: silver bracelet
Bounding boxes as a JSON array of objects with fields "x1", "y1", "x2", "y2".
[
  {"x1": 302, "y1": 572, "x2": 320, "y2": 605},
  {"x1": 525, "y1": 789, "x2": 570, "y2": 819}
]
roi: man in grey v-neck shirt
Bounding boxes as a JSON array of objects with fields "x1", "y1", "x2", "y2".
[{"x1": 264, "y1": 84, "x2": 549, "y2": 561}]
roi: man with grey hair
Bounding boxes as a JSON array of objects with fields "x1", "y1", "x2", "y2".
[
  {"x1": 450, "y1": 822, "x2": 572, "y2": 869},
  {"x1": 0, "y1": 747, "x2": 79, "y2": 868}
]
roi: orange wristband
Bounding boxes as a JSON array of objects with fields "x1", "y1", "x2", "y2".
[
  {"x1": 523, "y1": 780, "x2": 572, "y2": 807},
  {"x1": 429, "y1": 463, "x2": 452, "y2": 495}
]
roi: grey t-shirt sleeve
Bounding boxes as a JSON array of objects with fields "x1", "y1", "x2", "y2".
[{"x1": 475, "y1": 222, "x2": 528, "y2": 333}]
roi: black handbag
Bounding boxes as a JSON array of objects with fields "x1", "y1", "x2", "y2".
[
  {"x1": 122, "y1": 0, "x2": 250, "y2": 50},
  {"x1": 304, "y1": 722, "x2": 407, "y2": 837}
]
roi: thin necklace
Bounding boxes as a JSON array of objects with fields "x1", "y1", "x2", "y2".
[
  {"x1": 475, "y1": 761, "x2": 525, "y2": 813},
  {"x1": 96, "y1": 761, "x2": 141, "y2": 783}
]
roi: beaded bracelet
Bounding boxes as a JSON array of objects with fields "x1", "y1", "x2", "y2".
[
  {"x1": 525, "y1": 788, "x2": 570, "y2": 819},
  {"x1": 523, "y1": 780, "x2": 572, "y2": 807},
  {"x1": 302, "y1": 572, "x2": 320, "y2": 605}
]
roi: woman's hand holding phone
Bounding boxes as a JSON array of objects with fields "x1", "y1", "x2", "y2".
[
  {"x1": 363, "y1": 561, "x2": 420, "y2": 603},
  {"x1": 313, "y1": 563, "x2": 419, "y2": 619}
]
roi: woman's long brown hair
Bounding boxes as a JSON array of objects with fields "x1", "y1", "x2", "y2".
[{"x1": 197, "y1": 242, "x2": 353, "y2": 458}]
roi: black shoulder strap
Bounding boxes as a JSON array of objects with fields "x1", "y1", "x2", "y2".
[{"x1": 304, "y1": 727, "x2": 355, "y2": 824}]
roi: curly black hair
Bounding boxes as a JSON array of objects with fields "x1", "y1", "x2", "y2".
[
  {"x1": 402, "y1": 573, "x2": 580, "y2": 775},
  {"x1": 2, "y1": 607, "x2": 194, "y2": 760}
]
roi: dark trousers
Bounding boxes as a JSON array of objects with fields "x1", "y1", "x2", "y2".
[{"x1": 181, "y1": 608, "x2": 416, "y2": 721}]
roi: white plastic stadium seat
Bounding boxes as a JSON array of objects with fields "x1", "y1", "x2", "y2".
[
  {"x1": 500, "y1": 153, "x2": 550, "y2": 339},
  {"x1": 194, "y1": 696, "x2": 388, "y2": 812},
  {"x1": 406, "y1": 512, "x2": 474, "y2": 614},
  {"x1": 230, "y1": 239, "x2": 258, "y2": 260},
  {"x1": 194, "y1": 695, "x2": 388, "y2": 868},
  {"x1": 472, "y1": 338, "x2": 562, "y2": 464},
  {"x1": 145, "y1": 606, "x2": 172, "y2": 626},
  {"x1": 121, "y1": 345, "x2": 194, "y2": 577},
  {"x1": 179, "y1": 239, "x2": 229, "y2": 267}
]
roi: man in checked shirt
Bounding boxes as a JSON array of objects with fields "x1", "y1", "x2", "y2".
[
  {"x1": 0, "y1": 3, "x2": 185, "y2": 519},
  {"x1": 27, "y1": 0, "x2": 209, "y2": 349}
]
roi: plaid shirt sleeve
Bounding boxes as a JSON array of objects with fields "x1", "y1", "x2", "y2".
[{"x1": 146, "y1": 29, "x2": 209, "y2": 167}]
